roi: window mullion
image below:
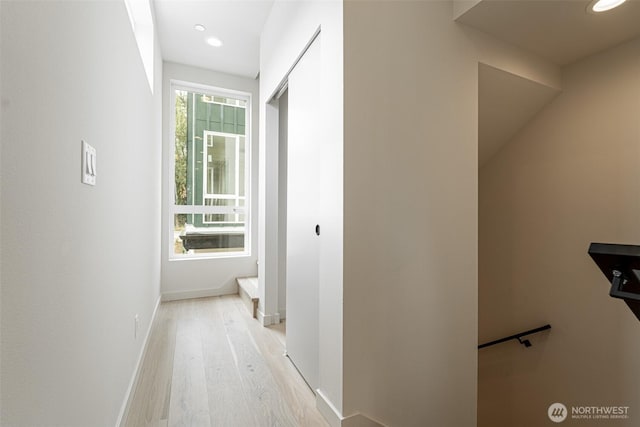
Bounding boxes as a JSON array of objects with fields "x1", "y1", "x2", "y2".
[{"x1": 169, "y1": 82, "x2": 250, "y2": 259}]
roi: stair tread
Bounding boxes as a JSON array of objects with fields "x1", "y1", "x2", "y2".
[{"x1": 237, "y1": 277, "x2": 259, "y2": 300}]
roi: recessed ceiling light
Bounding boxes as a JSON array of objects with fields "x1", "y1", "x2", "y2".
[
  {"x1": 206, "y1": 37, "x2": 223, "y2": 47},
  {"x1": 588, "y1": 0, "x2": 627, "y2": 13},
  {"x1": 194, "y1": 24, "x2": 206, "y2": 32}
]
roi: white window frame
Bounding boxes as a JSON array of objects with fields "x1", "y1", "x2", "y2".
[
  {"x1": 168, "y1": 80, "x2": 251, "y2": 260},
  {"x1": 202, "y1": 131, "x2": 246, "y2": 225},
  {"x1": 201, "y1": 94, "x2": 246, "y2": 107}
]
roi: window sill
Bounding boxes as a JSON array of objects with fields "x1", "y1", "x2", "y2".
[{"x1": 168, "y1": 252, "x2": 251, "y2": 262}]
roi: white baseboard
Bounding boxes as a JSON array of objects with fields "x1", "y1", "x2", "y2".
[
  {"x1": 316, "y1": 389, "x2": 385, "y2": 427},
  {"x1": 257, "y1": 308, "x2": 281, "y2": 326},
  {"x1": 161, "y1": 286, "x2": 238, "y2": 302},
  {"x1": 116, "y1": 295, "x2": 161, "y2": 427},
  {"x1": 316, "y1": 389, "x2": 342, "y2": 427}
]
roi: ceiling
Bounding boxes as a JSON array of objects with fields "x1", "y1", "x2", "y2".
[
  {"x1": 153, "y1": 0, "x2": 274, "y2": 78},
  {"x1": 152, "y1": 0, "x2": 640, "y2": 166},
  {"x1": 457, "y1": 0, "x2": 640, "y2": 66},
  {"x1": 463, "y1": 0, "x2": 640, "y2": 166},
  {"x1": 152, "y1": 0, "x2": 640, "y2": 79}
]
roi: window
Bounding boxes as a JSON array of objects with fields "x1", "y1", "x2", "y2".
[
  {"x1": 170, "y1": 82, "x2": 250, "y2": 259},
  {"x1": 124, "y1": 0, "x2": 154, "y2": 92}
]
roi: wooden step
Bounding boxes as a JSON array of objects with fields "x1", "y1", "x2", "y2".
[{"x1": 237, "y1": 277, "x2": 259, "y2": 319}]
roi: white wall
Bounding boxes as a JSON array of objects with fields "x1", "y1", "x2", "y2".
[
  {"x1": 0, "y1": 1, "x2": 162, "y2": 425},
  {"x1": 479, "y1": 36, "x2": 640, "y2": 427},
  {"x1": 278, "y1": 90, "x2": 288, "y2": 318},
  {"x1": 260, "y1": 2, "x2": 565, "y2": 425},
  {"x1": 466, "y1": 27, "x2": 562, "y2": 91},
  {"x1": 343, "y1": 2, "x2": 478, "y2": 425},
  {"x1": 0, "y1": 1, "x2": 3, "y2": 414},
  {"x1": 453, "y1": 0, "x2": 481, "y2": 20},
  {"x1": 259, "y1": 0, "x2": 344, "y2": 418},
  {"x1": 160, "y1": 62, "x2": 258, "y2": 300}
]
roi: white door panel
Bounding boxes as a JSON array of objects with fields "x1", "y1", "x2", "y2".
[{"x1": 286, "y1": 35, "x2": 321, "y2": 390}]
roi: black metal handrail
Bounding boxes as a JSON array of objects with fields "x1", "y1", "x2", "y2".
[{"x1": 478, "y1": 324, "x2": 551, "y2": 349}]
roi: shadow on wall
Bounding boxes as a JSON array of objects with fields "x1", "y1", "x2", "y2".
[{"x1": 478, "y1": 37, "x2": 640, "y2": 427}]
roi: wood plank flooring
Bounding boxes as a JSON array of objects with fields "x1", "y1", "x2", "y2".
[{"x1": 123, "y1": 295, "x2": 329, "y2": 427}]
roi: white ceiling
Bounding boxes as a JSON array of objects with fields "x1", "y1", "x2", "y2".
[
  {"x1": 457, "y1": 0, "x2": 640, "y2": 66},
  {"x1": 153, "y1": 0, "x2": 274, "y2": 78},
  {"x1": 152, "y1": 0, "x2": 640, "y2": 79},
  {"x1": 152, "y1": 0, "x2": 640, "y2": 166},
  {"x1": 463, "y1": 0, "x2": 640, "y2": 166}
]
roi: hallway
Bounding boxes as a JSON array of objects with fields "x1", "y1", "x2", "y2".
[{"x1": 123, "y1": 295, "x2": 328, "y2": 427}]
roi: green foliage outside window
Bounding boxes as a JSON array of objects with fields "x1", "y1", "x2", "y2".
[{"x1": 175, "y1": 91, "x2": 188, "y2": 228}]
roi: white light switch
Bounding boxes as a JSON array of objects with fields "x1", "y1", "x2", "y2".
[{"x1": 81, "y1": 140, "x2": 96, "y2": 186}]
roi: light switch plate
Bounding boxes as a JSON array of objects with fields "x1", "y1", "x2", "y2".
[{"x1": 81, "y1": 140, "x2": 96, "y2": 186}]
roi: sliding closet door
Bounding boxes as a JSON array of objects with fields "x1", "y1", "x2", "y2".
[{"x1": 286, "y1": 35, "x2": 321, "y2": 390}]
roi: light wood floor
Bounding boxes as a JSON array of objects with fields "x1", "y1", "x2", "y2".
[{"x1": 123, "y1": 295, "x2": 329, "y2": 427}]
